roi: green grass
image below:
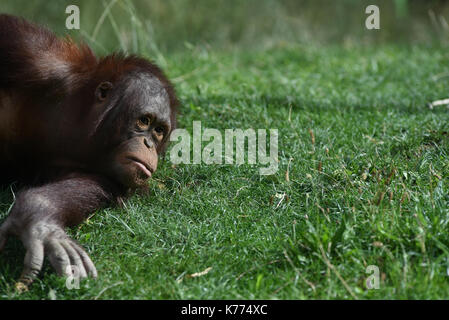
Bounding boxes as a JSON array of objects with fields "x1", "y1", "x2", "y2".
[{"x1": 1, "y1": 43, "x2": 449, "y2": 299}]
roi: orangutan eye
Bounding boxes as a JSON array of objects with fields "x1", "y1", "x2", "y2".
[
  {"x1": 137, "y1": 116, "x2": 151, "y2": 129},
  {"x1": 154, "y1": 126, "x2": 164, "y2": 135}
]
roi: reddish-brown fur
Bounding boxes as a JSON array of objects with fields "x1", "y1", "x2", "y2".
[{"x1": 0, "y1": 14, "x2": 178, "y2": 285}]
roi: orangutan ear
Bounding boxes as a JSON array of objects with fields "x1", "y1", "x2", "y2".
[{"x1": 95, "y1": 82, "x2": 113, "y2": 102}]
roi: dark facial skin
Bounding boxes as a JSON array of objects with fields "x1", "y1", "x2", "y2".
[
  {"x1": 96, "y1": 73, "x2": 172, "y2": 188},
  {"x1": 0, "y1": 14, "x2": 178, "y2": 289}
]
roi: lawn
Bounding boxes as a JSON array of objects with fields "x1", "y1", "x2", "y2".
[{"x1": 1, "y1": 42, "x2": 449, "y2": 299}]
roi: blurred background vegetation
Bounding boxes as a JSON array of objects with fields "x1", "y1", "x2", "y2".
[
  {"x1": 2, "y1": 1, "x2": 449, "y2": 300},
  {"x1": 1, "y1": 0, "x2": 449, "y2": 56}
]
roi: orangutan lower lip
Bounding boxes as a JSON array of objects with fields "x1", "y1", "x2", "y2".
[{"x1": 127, "y1": 157, "x2": 152, "y2": 177}]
